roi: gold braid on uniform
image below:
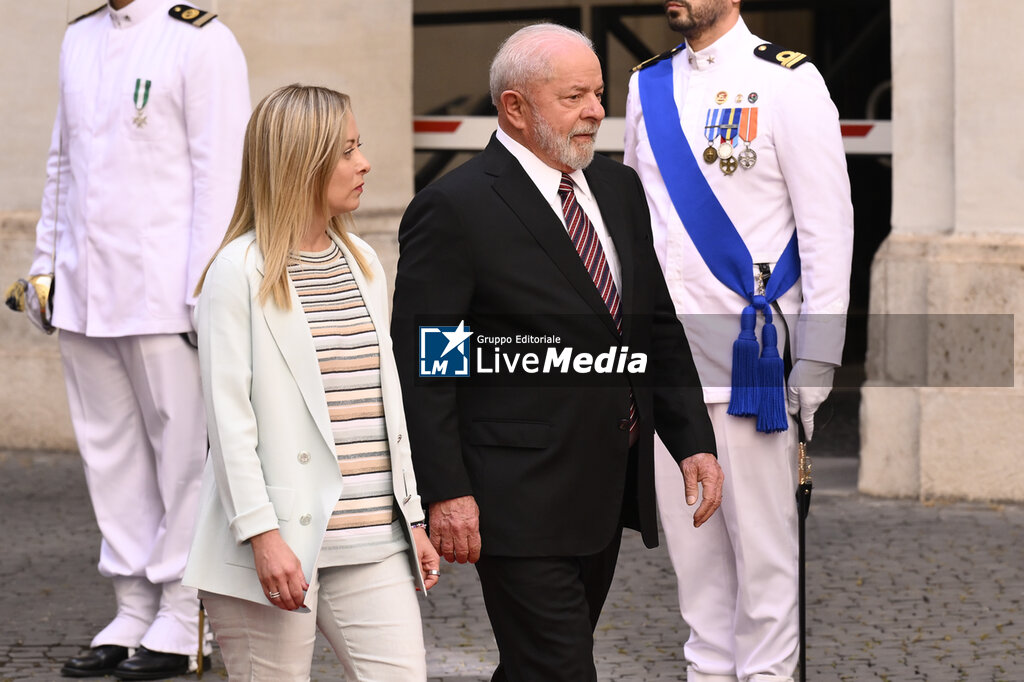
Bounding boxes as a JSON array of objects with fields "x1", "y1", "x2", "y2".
[
  {"x1": 753, "y1": 43, "x2": 811, "y2": 69},
  {"x1": 168, "y1": 4, "x2": 217, "y2": 27},
  {"x1": 631, "y1": 45, "x2": 685, "y2": 73}
]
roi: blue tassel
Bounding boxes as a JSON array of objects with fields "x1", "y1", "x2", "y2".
[
  {"x1": 727, "y1": 305, "x2": 759, "y2": 417},
  {"x1": 756, "y1": 317, "x2": 788, "y2": 433}
]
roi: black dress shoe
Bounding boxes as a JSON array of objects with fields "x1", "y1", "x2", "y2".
[
  {"x1": 113, "y1": 645, "x2": 209, "y2": 680},
  {"x1": 60, "y1": 645, "x2": 130, "y2": 677}
]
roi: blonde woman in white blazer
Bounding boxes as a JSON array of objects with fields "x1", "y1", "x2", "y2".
[{"x1": 182, "y1": 85, "x2": 439, "y2": 681}]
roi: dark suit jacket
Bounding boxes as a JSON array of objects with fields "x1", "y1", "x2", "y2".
[{"x1": 391, "y1": 134, "x2": 715, "y2": 557}]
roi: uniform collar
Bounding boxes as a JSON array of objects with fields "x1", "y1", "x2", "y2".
[
  {"x1": 684, "y1": 17, "x2": 752, "y2": 71},
  {"x1": 495, "y1": 126, "x2": 595, "y2": 204},
  {"x1": 107, "y1": 0, "x2": 167, "y2": 29}
]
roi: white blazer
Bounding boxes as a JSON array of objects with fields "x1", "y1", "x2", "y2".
[{"x1": 183, "y1": 231, "x2": 426, "y2": 606}]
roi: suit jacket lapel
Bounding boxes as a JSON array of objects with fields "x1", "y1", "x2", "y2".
[
  {"x1": 254, "y1": 249, "x2": 336, "y2": 457},
  {"x1": 485, "y1": 137, "x2": 620, "y2": 340},
  {"x1": 585, "y1": 167, "x2": 636, "y2": 340}
]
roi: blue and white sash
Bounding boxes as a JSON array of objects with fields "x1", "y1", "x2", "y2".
[{"x1": 638, "y1": 52, "x2": 798, "y2": 432}]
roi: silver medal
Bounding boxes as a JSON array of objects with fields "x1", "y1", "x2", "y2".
[{"x1": 738, "y1": 146, "x2": 757, "y2": 169}]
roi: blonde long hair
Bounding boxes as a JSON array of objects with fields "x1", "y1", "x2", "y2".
[{"x1": 196, "y1": 84, "x2": 371, "y2": 309}]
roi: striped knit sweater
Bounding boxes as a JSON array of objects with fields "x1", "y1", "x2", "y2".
[{"x1": 287, "y1": 242, "x2": 408, "y2": 566}]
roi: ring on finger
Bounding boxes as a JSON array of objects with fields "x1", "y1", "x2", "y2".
[{"x1": 268, "y1": 590, "x2": 281, "y2": 599}]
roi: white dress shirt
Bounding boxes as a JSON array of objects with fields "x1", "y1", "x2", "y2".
[{"x1": 496, "y1": 127, "x2": 622, "y2": 290}]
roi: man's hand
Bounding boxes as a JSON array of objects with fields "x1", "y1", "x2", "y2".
[
  {"x1": 680, "y1": 452, "x2": 723, "y2": 528},
  {"x1": 428, "y1": 496, "x2": 482, "y2": 564},
  {"x1": 786, "y1": 359, "x2": 836, "y2": 441}
]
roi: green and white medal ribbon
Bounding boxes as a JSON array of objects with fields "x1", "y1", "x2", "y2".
[{"x1": 133, "y1": 78, "x2": 151, "y2": 128}]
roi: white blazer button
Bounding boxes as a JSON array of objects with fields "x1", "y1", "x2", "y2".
[
  {"x1": 297, "y1": 451, "x2": 311, "y2": 464},
  {"x1": 299, "y1": 514, "x2": 312, "y2": 526},
  {"x1": 396, "y1": 434, "x2": 402, "y2": 443}
]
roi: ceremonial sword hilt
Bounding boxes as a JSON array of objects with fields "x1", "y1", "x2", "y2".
[{"x1": 798, "y1": 441, "x2": 812, "y2": 486}]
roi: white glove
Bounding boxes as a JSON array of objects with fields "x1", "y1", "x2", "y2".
[{"x1": 786, "y1": 359, "x2": 836, "y2": 441}]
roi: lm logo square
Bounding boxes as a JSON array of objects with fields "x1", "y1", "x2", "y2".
[{"x1": 419, "y1": 321, "x2": 472, "y2": 377}]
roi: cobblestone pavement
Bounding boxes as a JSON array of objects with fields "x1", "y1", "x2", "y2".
[{"x1": 2, "y1": 434, "x2": 1022, "y2": 680}]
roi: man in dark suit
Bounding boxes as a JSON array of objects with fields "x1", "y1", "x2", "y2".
[{"x1": 391, "y1": 23, "x2": 723, "y2": 681}]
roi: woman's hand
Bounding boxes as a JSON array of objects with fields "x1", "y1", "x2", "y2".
[
  {"x1": 413, "y1": 526, "x2": 441, "y2": 591},
  {"x1": 249, "y1": 529, "x2": 308, "y2": 611}
]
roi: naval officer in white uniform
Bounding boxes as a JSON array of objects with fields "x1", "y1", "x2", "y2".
[
  {"x1": 24, "y1": 1, "x2": 250, "y2": 678},
  {"x1": 624, "y1": 1, "x2": 853, "y2": 681}
]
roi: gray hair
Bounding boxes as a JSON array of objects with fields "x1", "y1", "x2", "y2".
[{"x1": 489, "y1": 23, "x2": 595, "y2": 106}]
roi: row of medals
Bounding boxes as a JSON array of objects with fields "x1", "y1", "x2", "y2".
[{"x1": 703, "y1": 136, "x2": 756, "y2": 175}]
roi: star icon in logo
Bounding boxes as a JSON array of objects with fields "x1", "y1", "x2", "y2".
[{"x1": 440, "y1": 320, "x2": 473, "y2": 358}]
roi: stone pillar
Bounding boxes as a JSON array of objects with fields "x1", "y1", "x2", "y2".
[
  {"x1": 860, "y1": 0, "x2": 1024, "y2": 501},
  {"x1": 0, "y1": 0, "x2": 413, "y2": 450}
]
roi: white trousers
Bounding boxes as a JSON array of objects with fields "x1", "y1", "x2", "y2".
[
  {"x1": 59, "y1": 331, "x2": 207, "y2": 654},
  {"x1": 201, "y1": 552, "x2": 427, "y2": 681},
  {"x1": 655, "y1": 404, "x2": 799, "y2": 682}
]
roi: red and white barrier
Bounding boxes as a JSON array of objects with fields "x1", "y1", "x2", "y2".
[{"x1": 413, "y1": 116, "x2": 892, "y2": 155}]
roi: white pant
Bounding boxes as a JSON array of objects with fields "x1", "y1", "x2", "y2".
[
  {"x1": 59, "y1": 331, "x2": 207, "y2": 654},
  {"x1": 202, "y1": 552, "x2": 427, "y2": 681},
  {"x1": 656, "y1": 404, "x2": 799, "y2": 682}
]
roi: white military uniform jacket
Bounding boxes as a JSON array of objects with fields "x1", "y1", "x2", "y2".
[
  {"x1": 183, "y1": 232, "x2": 428, "y2": 606},
  {"x1": 30, "y1": 0, "x2": 250, "y2": 337},
  {"x1": 625, "y1": 18, "x2": 853, "y2": 403}
]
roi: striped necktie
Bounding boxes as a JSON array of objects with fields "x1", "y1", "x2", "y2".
[
  {"x1": 557, "y1": 172, "x2": 638, "y2": 435},
  {"x1": 558, "y1": 173, "x2": 622, "y2": 329}
]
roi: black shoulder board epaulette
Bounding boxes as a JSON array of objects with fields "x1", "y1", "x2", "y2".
[
  {"x1": 754, "y1": 43, "x2": 810, "y2": 69},
  {"x1": 69, "y1": 5, "x2": 105, "y2": 25},
  {"x1": 631, "y1": 44, "x2": 684, "y2": 73},
  {"x1": 168, "y1": 4, "x2": 217, "y2": 27}
]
